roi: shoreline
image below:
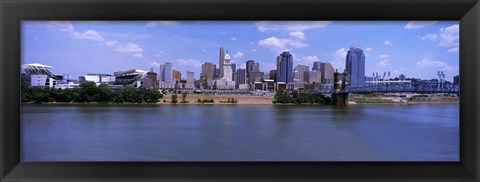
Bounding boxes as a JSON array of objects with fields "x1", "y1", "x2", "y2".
[
  {"x1": 22, "y1": 93, "x2": 459, "y2": 105},
  {"x1": 21, "y1": 101, "x2": 459, "y2": 105}
]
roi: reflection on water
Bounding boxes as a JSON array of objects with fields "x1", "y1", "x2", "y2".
[{"x1": 21, "y1": 104, "x2": 459, "y2": 161}]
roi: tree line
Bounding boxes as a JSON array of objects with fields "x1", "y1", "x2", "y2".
[
  {"x1": 273, "y1": 89, "x2": 331, "y2": 105},
  {"x1": 21, "y1": 82, "x2": 163, "y2": 103}
]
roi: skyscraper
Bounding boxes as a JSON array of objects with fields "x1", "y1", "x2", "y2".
[
  {"x1": 231, "y1": 63, "x2": 236, "y2": 81},
  {"x1": 159, "y1": 65, "x2": 165, "y2": 81},
  {"x1": 276, "y1": 52, "x2": 294, "y2": 83},
  {"x1": 219, "y1": 47, "x2": 225, "y2": 78},
  {"x1": 312, "y1": 61, "x2": 334, "y2": 84},
  {"x1": 294, "y1": 64, "x2": 309, "y2": 82},
  {"x1": 321, "y1": 63, "x2": 334, "y2": 84},
  {"x1": 159, "y1": 62, "x2": 173, "y2": 83},
  {"x1": 216, "y1": 51, "x2": 236, "y2": 89},
  {"x1": 236, "y1": 69, "x2": 246, "y2": 85},
  {"x1": 223, "y1": 51, "x2": 233, "y2": 81},
  {"x1": 185, "y1": 71, "x2": 195, "y2": 89},
  {"x1": 246, "y1": 60, "x2": 255, "y2": 73},
  {"x1": 345, "y1": 47, "x2": 365, "y2": 87},
  {"x1": 201, "y1": 62, "x2": 216, "y2": 82}
]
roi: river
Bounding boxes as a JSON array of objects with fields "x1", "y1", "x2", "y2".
[{"x1": 21, "y1": 103, "x2": 459, "y2": 161}]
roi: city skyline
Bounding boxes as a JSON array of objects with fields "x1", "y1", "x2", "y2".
[{"x1": 22, "y1": 21, "x2": 459, "y2": 81}]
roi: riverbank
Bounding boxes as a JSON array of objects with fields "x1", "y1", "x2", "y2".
[
  {"x1": 21, "y1": 93, "x2": 460, "y2": 105},
  {"x1": 162, "y1": 94, "x2": 274, "y2": 105}
]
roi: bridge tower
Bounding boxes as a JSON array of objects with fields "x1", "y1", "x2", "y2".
[{"x1": 332, "y1": 69, "x2": 349, "y2": 106}]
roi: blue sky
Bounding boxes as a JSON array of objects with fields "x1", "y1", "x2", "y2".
[{"x1": 22, "y1": 21, "x2": 459, "y2": 81}]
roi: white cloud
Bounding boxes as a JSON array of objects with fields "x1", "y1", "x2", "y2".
[
  {"x1": 47, "y1": 22, "x2": 105, "y2": 42},
  {"x1": 384, "y1": 40, "x2": 392, "y2": 45},
  {"x1": 233, "y1": 51, "x2": 244, "y2": 58},
  {"x1": 438, "y1": 24, "x2": 459, "y2": 47},
  {"x1": 132, "y1": 53, "x2": 144, "y2": 59},
  {"x1": 332, "y1": 48, "x2": 348, "y2": 72},
  {"x1": 416, "y1": 59, "x2": 457, "y2": 73},
  {"x1": 114, "y1": 43, "x2": 143, "y2": 53},
  {"x1": 231, "y1": 37, "x2": 237, "y2": 41},
  {"x1": 47, "y1": 21, "x2": 75, "y2": 33},
  {"x1": 405, "y1": 21, "x2": 438, "y2": 29},
  {"x1": 418, "y1": 24, "x2": 459, "y2": 51},
  {"x1": 105, "y1": 40, "x2": 118, "y2": 47},
  {"x1": 377, "y1": 54, "x2": 391, "y2": 67},
  {"x1": 255, "y1": 21, "x2": 332, "y2": 32},
  {"x1": 177, "y1": 59, "x2": 202, "y2": 68},
  {"x1": 146, "y1": 21, "x2": 177, "y2": 27},
  {"x1": 289, "y1": 31, "x2": 305, "y2": 40},
  {"x1": 302, "y1": 56, "x2": 320, "y2": 63},
  {"x1": 418, "y1": 33, "x2": 438, "y2": 41},
  {"x1": 73, "y1": 29, "x2": 104, "y2": 41},
  {"x1": 252, "y1": 49, "x2": 257, "y2": 52},
  {"x1": 379, "y1": 54, "x2": 390, "y2": 59},
  {"x1": 416, "y1": 59, "x2": 448, "y2": 67},
  {"x1": 150, "y1": 61, "x2": 161, "y2": 68},
  {"x1": 258, "y1": 36, "x2": 307, "y2": 52},
  {"x1": 365, "y1": 47, "x2": 373, "y2": 52},
  {"x1": 202, "y1": 49, "x2": 207, "y2": 53},
  {"x1": 447, "y1": 47, "x2": 459, "y2": 53}
]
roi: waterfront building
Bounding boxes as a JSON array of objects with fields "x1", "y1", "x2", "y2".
[
  {"x1": 21, "y1": 63, "x2": 79, "y2": 88},
  {"x1": 453, "y1": 75, "x2": 460, "y2": 84},
  {"x1": 159, "y1": 65, "x2": 165, "y2": 81},
  {"x1": 216, "y1": 51, "x2": 236, "y2": 90},
  {"x1": 246, "y1": 60, "x2": 255, "y2": 73},
  {"x1": 219, "y1": 47, "x2": 225, "y2": 78},
  {"x1": 294, "y1": 64, "x2": 309, "y2": 82},
  {"x1": 201, "y1": 62, "x2": 216, "y2": 88},
  {"x1": 185, "y1": 71, "x2": 195, "y2": 89},
  {"x1": 253, "y1": 63, "x2": 260, "y2": 72},
  {"x1": 345, "y1": 47, "x2": 366, "y2": 87},
  {"x1": 236, "y1": 69, "x2": 247, "y2": 85},
  {"x1": 269, "y1": 70, "x2": 277, "y2": 81},
  {"x1": 399, "y1": 74, "x2": 407, "y2": 81},
  {"x1": 248, "y1": 71, "x2": 264, "y2": 83},
  {"x1": 79, "y1": 73, "x2": 116, "y2": 85},
  {"x1": 159, "y1": 62, "x2": 174, "y2": 88},
  {"x1": 276, "y1": 52, "x2": 294, "y2": 85},
  {"x1": 231, "y1": 63, "x2": 237, "y2": 81},
  {"x1": 173, "y1": 69, "x2": 181, "y2": 81},
  {"x1": 113, "y1": 69, "x2": 148, "y2": 88},
  {"x1": 304, "y1": 70, "x2": 321, "y2": 84},
  {"x1": 313, "y1": 62, "x2": 334, "y2": 84},
  {"x1": 161, "y1": 62, "x2": 173, "y2": 83},
  {"x1": 143, "y1": 71, "x2": 158, "y2": 88}
]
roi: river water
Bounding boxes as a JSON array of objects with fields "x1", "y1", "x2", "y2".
[{"x1": 21, "y1": 103, "x2": 459, "y2": 161}]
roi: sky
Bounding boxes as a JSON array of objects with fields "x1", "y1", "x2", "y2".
[{"x1": 22, "y1": 21, "x2": 459, "y2": 82}]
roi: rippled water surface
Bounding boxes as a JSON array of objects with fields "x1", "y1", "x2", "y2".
[{"x1": 21, "y1": 104, "x2": 459, "y2": 161}]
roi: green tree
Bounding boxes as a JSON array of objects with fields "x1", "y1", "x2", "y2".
[
  {"x1": 76, "y1": 82, "x2": 98, "y2": 103},
  {"x1": 144, "y1": 88, "x2": 162, "y2": 103},
  {"x1": 94, "y1": 83, "x2": 114, "y2": 103},
  {"x1": 171, "y1": 94, "x2": 178, "y2": 103},
  {"x1": 181, "y1": 92, "x2": 187, "y2": 103}
]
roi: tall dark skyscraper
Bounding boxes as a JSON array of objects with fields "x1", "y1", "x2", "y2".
[
  {"x1": 219, "y1": 47, "x2": 225, "y2": 78},
  {"x1": 231, "y1": 63, "x2": 236, "y2": 81},
  {"x1": 345, "y1": 47, "x2": 366, "y2": 87},
  {"x1": 236, "y1": 69, "x2": 246, "y2": 85},
  {"x1": 246, "y1": 60, "x2": 255, "y2": 73},
  {"x1": 276, "y1": 52, "x2": 293, "y2": 83}
]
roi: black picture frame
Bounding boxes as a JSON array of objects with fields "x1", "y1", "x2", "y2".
[{"x1": 1, "y1": 0, "x2": 479, "y2": 181}]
